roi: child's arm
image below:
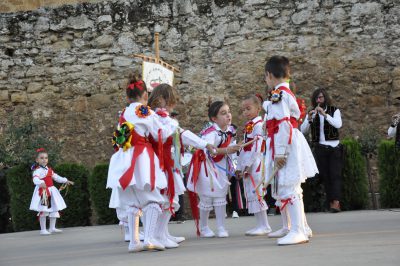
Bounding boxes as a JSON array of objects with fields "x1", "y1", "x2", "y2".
[
  {"x1": 52, "y1": 172, "x2": 74, "y2": 185},
  {"x1": 180, "y1": 129, "x2": 216, "y2": 154},
  {"x1": 32, "y1": 170, "x2": 46, "y2": 188},
  {"x1": 149, "y1": 113, "x2": 179, "y2": 141}
]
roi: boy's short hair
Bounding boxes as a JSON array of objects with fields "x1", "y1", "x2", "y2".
[{"x1": 265, "y1": 55, "x2": 290, "y2": 79}]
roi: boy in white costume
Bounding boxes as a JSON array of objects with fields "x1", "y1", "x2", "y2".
[
  {"x1": 263, "y1": 56, "x2": 318, "y2": 245},
  {"x1": 29, "y1": 148, "x2": 74, "y2": 235},
  {"x1": 187, "y1": 101, "x2": 241, "y2": 238},
  {"x1": 236, "y1": 94, "x2": 271, "y2": 236},
  {"x1": 107, "y1": 76, "x2": 178, "y2": 252}
]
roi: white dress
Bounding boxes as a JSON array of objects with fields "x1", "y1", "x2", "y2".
[
  {"x1": 29, "y1": 166, "x2": 68, "y2": 213},
  {"x1": 186, "y1": 123, "x2": 235, "y2": 198},
  {"x1": 107, "y1": 102, "x2": 178, "y2": 209},
  {"x1": 237, "y1": 116, "x2": 268, "y2": 214},
  {"x1": 263, "y1": 82, "x2": 318, "y2": 200}
]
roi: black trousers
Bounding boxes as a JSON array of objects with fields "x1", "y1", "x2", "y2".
[{"x1": 314, "y1": 143, "x2": 343, "y2": 203}]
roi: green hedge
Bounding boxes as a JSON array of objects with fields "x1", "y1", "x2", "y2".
[
  {"x1": 88, "y1": 164, "x2": 118, "y2": 225},
  {"x1": 6, "y1": 164, "x2": 38, "y2": 232},
  {"x1": 378, "y1": 140, "x2": 400, "y2": 208},
  {"x1": 54, "y1": 164, "x2": 91, "y2": 227},
  {"x1": 0, "y1": 169, "x2": 12, "y2": 233},
  {"x1": 341, "y1": 138, "x2": 369, "y2": 210}
]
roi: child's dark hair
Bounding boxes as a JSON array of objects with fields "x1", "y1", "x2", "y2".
[
  {"x1": 147, "y1": 83, "x2": 179, "y2": 109},
  {"x1": 265, "y1": 55, "x2": 290, "y2": 79},
  {"x1": 207, "y1": 100, "x2": 227, "y2": 120},
  {"x1": 243, "y1": 93, "x2": 263, "y2": 107},
  {"x1": 311, "y1": 88, "x2": 332, "y2": 108},
  {"x1": 126, "y1": 74, "x2": 147, "y2": 100}
]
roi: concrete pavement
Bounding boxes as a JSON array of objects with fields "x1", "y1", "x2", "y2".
[{"x1": 1, "y1": 210, "x2": 400, "y2": 266}]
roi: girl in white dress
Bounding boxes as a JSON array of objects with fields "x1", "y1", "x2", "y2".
[
  {"x1": 107, "y1": 76, "x2": 177, "y2": 252},
  {"x1": 29, "y1": 148, "x2": 74, "y2": 235},
  {"x1": 187, "y1": 101, "x2": 241, "y2": 238}
]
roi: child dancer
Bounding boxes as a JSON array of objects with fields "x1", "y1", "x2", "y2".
[
  {"x1": 29, "y1": 148, "x2": 74, "y2": 235},
  {"x1": 263, "y1": 56, "x2": 318, "y2": 245},
  {"x1": 236, "y1": 94, "x2": 271, "y2": 236},
  {"x1": 107, "y1": 75, "x2": 177, "y2": 252},
  {"x1": 147, "y1": 84, "x2": 216, "y2": 248},
  {"x1": 187, "y1": 101, "x2": 241, "y2": 238}
]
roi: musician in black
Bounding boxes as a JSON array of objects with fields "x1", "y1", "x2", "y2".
[
  {"x1": 300, "y1": 88, "x2": 343, "y2": 212},
  {"x1": 388, "y1": 92, "x2": 400, "y2": 149}
]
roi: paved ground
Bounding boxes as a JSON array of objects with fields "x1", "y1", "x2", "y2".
[{"x1": 1, "y1": 210, "x2": 400, "y2": 266}]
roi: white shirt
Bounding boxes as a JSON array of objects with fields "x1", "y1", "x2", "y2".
[
  {"x1": 388, "y1": 125, "x2": 397, "y2": 138},
  {"x1": 300, "y1": 107, "x2": 342, "y2": 147}
]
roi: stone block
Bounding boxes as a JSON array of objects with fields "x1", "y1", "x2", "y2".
[
  {"x1": 92, "y1": 35, "x2": 114, "y2": 48},
  {"x1": 67, "y1": 15, "x2": 94, "y2": 30},
  {"x1": 11, "y1": 92, "x2": 27, "y2": 103},
  {"x1": 0, "y1": 90, "x2": 9, "y2": 102},
  {"x1": 27, "y1": 82, "x2": 43, "y2": 93}
]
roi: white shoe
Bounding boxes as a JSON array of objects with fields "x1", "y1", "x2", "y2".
[
  {"x1": 160, "y1": 237, "x2": 179, "y2": 249},
  {"x1": 245, "y1": 227, "x2": 258, "y2": 236},
  {"x1": 232, "y1": 211, "x2": 239, "y2": 218},
  {"x1": 268, "y1": 228, "x2": 289, "y2": 238},
  {"x1": 40, "y1": 230, "x2": 51, "y2": 235},
  {"x1": 167, "y1": 235, "x2": 185, "y2": 243},
  {"x1": 277, "y1": 231, "x2": 309, "y2": 245},
  {"x1": 305, "y1": 226, "x2": 313, "y2": 238},
  {"x1": 144, "y1": 239, "x2": 165, "y2": 251},
  {"x1": 247, "y1": 227, "x2": 271, "y2": 236},
  {"x1": 128, "y1": 242, "x2": 144, "y2": 253},
  {"x1": 200, "y1": 227, "x2": 215, "y2": 238},
  {"x1": 49, "y1": 228, "x2": 63, "y2": 233},
  {"x1": 217, "y1": 227, "x2": 229, "y2": 238}
]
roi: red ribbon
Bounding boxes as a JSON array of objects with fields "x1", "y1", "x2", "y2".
[
  {"x1": 187, "y1": 150, "x2": 207, "y2": 191},
  {"x1": 280, "y1": 198, "x2": 293, "y2": 211},
  {"x1": 36, "y1": 148, "x2": 46, "y2": 153},
  {"x1": 266, "y1": 117, "x2": 297, "y2": 159},
  {"x1": 119, "y1": 129, "x2": 156, "y2": 191},
  {"x1": 127, "y1": 80, "x2": 145, "y2": 91}
]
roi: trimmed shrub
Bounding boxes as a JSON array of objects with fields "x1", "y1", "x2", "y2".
[
  {"x1": 88, "y1": 164, "x2": 118, "y2": 225},
  {"x1": 341, "y1": 138, "x2": 369, "y2": 210},
  {"x1": 302, "y1": 176, "x2": 326, "y2": 212},
  {"x1": 378, "y1": 140, "x2": 400, "y2": 208},
  {"x1": 54, "y1": 164, "x2": 91, "y2": 227},
  {"x1": 0, "y1": 168, "x2": 12, "y2": 233},
  {"x1": 6, "y1": 164, "x2": 38, "y2": 232}
]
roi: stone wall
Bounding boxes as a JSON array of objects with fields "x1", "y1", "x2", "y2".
[
  {"x1": 0, "y1": 0, "x2": 102, "y2": 13},
  {"x1": 1, "y1": 0, "x2": 399, "y2": 167}
]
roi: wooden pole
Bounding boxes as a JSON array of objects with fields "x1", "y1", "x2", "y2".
[{"x1": 155, "y1": 32, "x2": 160, "y2": 63}]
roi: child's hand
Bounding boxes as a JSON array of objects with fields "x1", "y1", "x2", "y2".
[
  {"x1": 39, "y1": 183, "x2": 47, "y2": 188},
  {"x1": 66, "y1": 180, "x2": 74, "y2": 185},
  {"x1": 227, "y1": 145, "x2": 241, "y2": 154},
  {"x1": 274, "y1": 156, "x2": 287, "y2": 169},
  {"x1": 206, "y1": 144, "x2": 217, "y2": 156}
]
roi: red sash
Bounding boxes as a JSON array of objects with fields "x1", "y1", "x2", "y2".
[
  {"x1": 266, "y1": 117, "x2": 297, "y2": 159},
  {"x1": 150, "y1": 135, "x2": 175, "y2": 212},
  {"x1": 119, "y1": 129, "x2": 156, "y2": 191},
  {"x1": 187, "y1": 150, "x2": 208, "y2": 192},
  {"x1": 38, "y1": 168, "x2": 54, "y2": 197},
  {"x1": 212, "y1": 134, "x2": 232, "y2": 162}
]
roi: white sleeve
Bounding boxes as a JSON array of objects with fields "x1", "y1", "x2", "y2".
[
  {"x1": 300, "y1": 115, "x2": 311, "y2": 134},
  {"x1": 388, "y1": 126, "x2": 397, "y2": 138},
  {"x1": 287, "y1": 92, "x2": 300, "y2": 119},
  {"x1": 32, "y1": 170, "x2": 44, "y2": 185},
  {"x1": 202, "y1": 131, "x2": 218, "y2": 147},
  {"x1": 325, "y1": 109, "x2": 342, "y2": 129},
  {"x1": 181, "y1": 130, "x2": 208, "y2": 149},
  {"x1": 149, "y1": 114, "x2": 179, "y2": 141},
  {"x1": 52, "y1": 172, "x2": 68, "y2": 184}
]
